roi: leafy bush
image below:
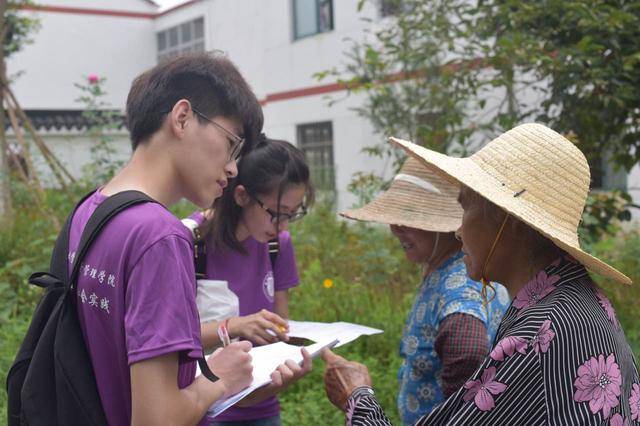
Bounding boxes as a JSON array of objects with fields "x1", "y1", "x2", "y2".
[{"x1": 590, "y1": 228, "x2": 640, "y2": 355}]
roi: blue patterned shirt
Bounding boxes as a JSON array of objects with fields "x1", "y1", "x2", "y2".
[{"x1": 397, "y1": 251, "x2": 510, "y2": 424}]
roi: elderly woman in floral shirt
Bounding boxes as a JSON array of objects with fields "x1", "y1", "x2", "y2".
[
  {"x1": 341, "y1": 157, "x2": 509, "y2": 424},
  {"x1": 322, "y1": 123, "x2": 640, "y2": 425}
]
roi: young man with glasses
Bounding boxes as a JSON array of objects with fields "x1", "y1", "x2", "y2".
[{"x1": 67, "y1": 53, "x2": 310, "y2": 426}]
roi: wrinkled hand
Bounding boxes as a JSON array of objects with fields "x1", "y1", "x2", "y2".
[
  {"x1": 229, "y1": 309, "x2": 289, "y2": 346},
  {"x1": 208, "y1": 341, "x2": 253, "y2": 397},
  {"x1": 321, "y1": 349, "x2": 372, "y2": 411}
]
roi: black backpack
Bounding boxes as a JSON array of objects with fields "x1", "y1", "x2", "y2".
[{"x1": 6, "y1": 190, "x2": 219, "y2": 426}]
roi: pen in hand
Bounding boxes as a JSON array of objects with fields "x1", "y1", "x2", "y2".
[{"x1": 218, "y1": 319, "x2": 231, "y2": 346}]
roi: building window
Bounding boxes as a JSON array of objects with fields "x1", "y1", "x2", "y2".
[
  {"x1": 293, "y1": 0, "x2": 333, "y2": 40},
  {"x1": 157, "y1": 17, "x2": 205, "y2": 61},
  {"x1": 297, "y1": 121, "x2": 335, "y2": 191}
]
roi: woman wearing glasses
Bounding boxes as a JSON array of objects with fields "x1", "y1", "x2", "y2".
[{"x1": 187, "y1": 135, "x2": 314, "y2": 426}]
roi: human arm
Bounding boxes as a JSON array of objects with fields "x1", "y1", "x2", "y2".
[
  {"x1": 200, "y1": 238, "x2": 293, "y2": 350},
  {"x1": 434, "y1": 313, "x2": 490, "y2": 397},
  {"x1": 274, "y1": 289, "x2": 289, "y2": 319},
  {"x1": 130, "y1": 341, "x2": 252, "y2": 426},
  {"x1": 125, "y1": 235, "x2": 253, "y2": 424},
  {"x1": 200, "y1": 310, "x2": 290, "y2": 351}
]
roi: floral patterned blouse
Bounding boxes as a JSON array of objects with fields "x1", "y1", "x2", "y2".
[
  {"x1": 397, "y1": 251, "x2": 509, "y2": 424},
  {"x1": 346, "y1": 257, "x2": 640, "y2": 425}
]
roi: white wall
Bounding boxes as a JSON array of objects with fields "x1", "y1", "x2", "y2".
[
  {"x1": 7, "y1": 131, "x2": 132, "y2": 184},
  {"x1": 172, "y1": 0, "x2": 391, "y2": 210},
  {"x1": 7, "y1": 5, "x2": 157, "y2": 110},
  {"x1": 40, "y1": 0, "x2": 157, "y2": 13},
  {"x1": 7, "y1": 0, "x2": 640, "y2": 216},
  {"x1": 628, "y1": 164, "x2": 640, "y2": 220},
  {"x1": 263, "y1": 92, "x2": 390, "y2": 210}
]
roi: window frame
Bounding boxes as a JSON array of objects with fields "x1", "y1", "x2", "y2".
[
  {"x1": 296, "y1": 121, "x2": 336, "y2": 191},
  {"x1": 157, "y1": 17, "x2": 206, "y2": 62},
  {"x1": 292, "y1": 0, "x2": 334, "y2": 41}
]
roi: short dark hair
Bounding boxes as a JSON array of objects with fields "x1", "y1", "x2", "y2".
[
  {"x1": 201, "y1": 136, "x2": 314, "y2": 253},
  {"x1": 125, "y1": 52, "x2": 263, "y2": 150}
]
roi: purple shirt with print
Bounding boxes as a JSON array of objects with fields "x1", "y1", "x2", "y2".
[
  {"x1": 70, "y1": 191, "x2": 203, "y2": 426},
  {"x1": 193, "y1": 213, "x2": 300, "y2": 421}
]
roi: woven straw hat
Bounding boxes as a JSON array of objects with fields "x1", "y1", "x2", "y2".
[
  {"x1": 389, "y1": 123, "x2": 631, "y2": 285},
  {"x1": 341, "y1": 157, "x2": 462, "y2": 232}
]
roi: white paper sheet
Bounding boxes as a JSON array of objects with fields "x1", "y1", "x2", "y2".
[
  {"x1": 199, "y1": 339, "x2": 338, "y2": 418},
  {"x1": 287, "y1": 320, "x2": 383, "y2": 347}
]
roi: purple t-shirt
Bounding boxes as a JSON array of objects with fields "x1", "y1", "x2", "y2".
[
  {"x1": 70, "y1": 191, "x2": 203, "y2": 426},
  {"x1": 194, "y1": 213, "x2": 300, "y2": 421}
]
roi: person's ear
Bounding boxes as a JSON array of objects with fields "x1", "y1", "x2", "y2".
[
  {"x1": 234, "y1": 185, "x2": 251, "y2": 207},
  {"x1": 169, "y1": 99, "x2": 192, "y2": 136}
]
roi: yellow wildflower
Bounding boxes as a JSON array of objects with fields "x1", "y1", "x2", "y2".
[{"x1": 323, "y1": 278, "x2": 334, "y2": 289}]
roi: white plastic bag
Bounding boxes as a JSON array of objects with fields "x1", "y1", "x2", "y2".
[
  {"x1": 196, "y1": 279, "x2": 239, "y2": 324},
  {"x1": 181, "y1": 218, "x2": 240, "y2": 324}
]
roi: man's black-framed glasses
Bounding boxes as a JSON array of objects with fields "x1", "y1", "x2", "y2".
[
  {"x1": 192, "y1": 107, "x2": 244, "y2": 161},
  {"x1": 247, "y1": 191, "x2": 308, "y2": 224}
]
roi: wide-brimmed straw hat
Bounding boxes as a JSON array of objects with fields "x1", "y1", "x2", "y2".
[
  {"x1": 389, "y1": 123, "x2": 631, "y2": 285},
  {"x1": 340, "y1": 157, "x2": 462, "y2": 233}
]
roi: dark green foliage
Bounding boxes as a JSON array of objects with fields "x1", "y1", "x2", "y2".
[{"x1": 4, "y1": 1, "x2": 40, "y2": 58}]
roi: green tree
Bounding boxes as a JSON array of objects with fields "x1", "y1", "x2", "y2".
[
  {"x1": 0, "y1": 1, "x2": 40, "y2": 219},
  {"x1": 3, "y1": 1, "x2": 40, "y2": 59},
  {"x1": 75, "y1": 75, "x2": 125, "y2": 184},
  {"x1": 452, "y1": 0, "x2": 640, "y2": 242},
  {"x1": 486, "y1": 1, "x2": 640, "y2": 172},
  {"x1": 323, "y1": 0, "x2": 640, "y2": 237},
  {"x1": 317, "y1": 0, "x2": 481, "y2": 173}
]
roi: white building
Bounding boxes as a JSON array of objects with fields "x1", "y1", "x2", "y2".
[{"x1": 7, "y1": 0, "x2": 640, "y2": 213}]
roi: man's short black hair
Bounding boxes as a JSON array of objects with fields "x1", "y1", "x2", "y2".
[{"x1": 125, "y1": 52, "x2": 263, "y2": 151}]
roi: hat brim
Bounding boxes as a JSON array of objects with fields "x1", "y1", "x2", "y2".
[
  {"x1": 341, "y1": 189, "x2": 460, "y2": 233},
  {"x1": 389, "y1": 137, "x2": 631, "y2": 285}
]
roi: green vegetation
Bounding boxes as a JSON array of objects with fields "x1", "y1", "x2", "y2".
[{"x1": 1, "y1": 189, "x2": 637, "y2": 425}]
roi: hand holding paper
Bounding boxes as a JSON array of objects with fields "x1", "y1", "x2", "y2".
[
  {"x1": 237, "y1": 346, "x2": 313, "y2": 407},
  {"x1": 208, "y1": 341, "x2": 253, "y2": 397},
  {"x1": 203, "y1": 339, "x2": 338, "y2": 418}
]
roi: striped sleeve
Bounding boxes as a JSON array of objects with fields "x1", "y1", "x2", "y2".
[
  {"x1": 416, "y1": 311, "x2": 549, "y2": 425},
  {"x1": 346, "y1": 394, "x2": 392, "y2": 426}
]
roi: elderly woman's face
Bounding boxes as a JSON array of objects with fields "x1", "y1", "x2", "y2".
[
  {"x1": 457, "y1": 188, "x2": 504, "y2": 281},
  {"x1": 389, "y1": 225, "x2": 438, "y2": 264}
]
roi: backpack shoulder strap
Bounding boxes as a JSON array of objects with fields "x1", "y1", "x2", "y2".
[
  {"x1": 268, "y1": 237, "x2": 279, "y2": 270},
  {"x1": 68, "y1": 191, "x2": 155, "y2": 289},
  {"x1": 65, "y1": 191, "x2": 221, "y2": 383},
  {"x1": 193, "y1": 229, "x2": 207, "y2": 279},
  {"x1": 50, "y1": 190, "x2": 97, "y2": 280}
]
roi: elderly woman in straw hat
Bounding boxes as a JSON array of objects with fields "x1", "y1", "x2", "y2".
[
  {"x1": 321, "y1": 123, "x2": 640, "y2": 425},
  {"x1": 340, "y1": 157, "x2": 509, "y2": 424}
]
